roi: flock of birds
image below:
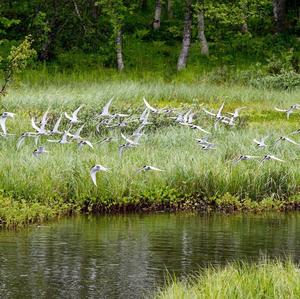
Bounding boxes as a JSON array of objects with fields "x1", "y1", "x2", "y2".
[{"x1": 0, "y1": 99, "x2": 299, "y2": 186}]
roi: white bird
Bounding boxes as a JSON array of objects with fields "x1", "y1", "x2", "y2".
[
  {"x1": 160, "y1": 108, "x2": 175, "y2": 115},
  {"x1": 140, "y1": 108, "x2": 149, "y2": 122},
  {"x1": 98, "y1": 98, "x2": 114, "y2": 117},
  {"x1": 221, "y1": 116, "x2": 235, "y2": 127},
  {"x1": 78, "y1": 140, "x2": 94, "y2": 149},
  {"x1": 228, "y1": 107, "x2": 246, "y2": 119},
  {"x1": 0, "y1": 112, "x2": 15, "y2": 135},
  {"x1": 196, "y1": 137, "x2": 215, "y2": 149},
  {"x1": 253, "y1": 136, "x2": 268, "y2": 148},
  {"x1": 65, "y1": 105, "x2": 83, "y2": 124},
  {"x1": 40, "y1": 109, "x2": 49, "y2": 130},
  {"x1": 141, "y1": 111, "x2": 152, "y2": 126},
  {"x1": 233, "y1": 155, "x2": 259, "y2": 163},
  {"x1": 181, "y1": 123, "x2": 211, "y2": 134},
  {"x1": 96, "y1": 118, "x2": 111, "y2": 132},
  {"x1": 47, "y1": 131, "x2": 70, "y2": 144},
  {"x1": 90, "y1": 164, "x2": 109, "y2": 186},
  {"x1": 33, "y1": 146, "x2": 49, "y2": 158},
  {"x1": 120, "y1": 133, "x2": 140, "y2": 146},
  {"x1": 50, "y1": 114, "x2": 63, "y2": 135},
  {"x1": 118, "y1": 142, "x2": 136, "y2": 158},
  {"x1": 132, "y1": 124, "x2": 145, "y2": 138},
  {"x1": 260, "y1": 155, "x2": 285, "y2": 163},
  {"x1": 183, "y1": 110, "x2": 192, "y2": 123},
  {"x1": 275, "y1": 136, "x2": 300, "y2": 146},
  {"x1": 195, "y1": 137, "x2": 211, "y2": 145},
  {"x1": 69, "y1": 124, "x2": 85, "y2": 140},
  {"x1": 203, "y1": 103, "x2": 225, "y2": 129},
  {"x1": 200, "y1": 143, "x2": 216, "y2": 150},
  {"x1": 143, "y1": 97, "x2": 158, "y2": 113},
  {"x1": 96, "y1": 137, "x2": 117, "y2": 145},
  {"x1": 275, "y1": 104, "x2": 300, "y2": 119},
  {"x1": 289, "y1": 129, "x2": 300, "y2": 135},
  {"x1": 188, "y1": 112, "x2": 195, "y2": 124},
  {"x1": 202, "y1": 108, "x2": 216, "y2": 117},
  {"x1": 31, "y1": 117, "x2": 49, "y2": 135},
  {"x1": 216, "y1": 102, "x2": 225, "y2": 120},
  {"x1": 107, "y1": 120, "x2": 129, "y2": 128},
  {"x1": 136, "y1": 165, "x2": 164, "y2": 173},
  {"x1": 16, "y1": 132, "x2": 38, "y2": 149},
  {"x1": 171, "y1": 111, "x2": 184, "y2": 123}
]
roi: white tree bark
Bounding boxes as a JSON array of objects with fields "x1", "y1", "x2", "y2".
[
  {"x1": 177, "y1": 0, "x2": 192, "y2": 71},
  {"x1": 116, "y1": 29, "x2": 124, "y2": 71},
  {"x1": 197, "y1": 10, "x2": 209, "y2": 56},
  {"x1": 153, "y1": 0, "x2": 161, "y2": 30}
]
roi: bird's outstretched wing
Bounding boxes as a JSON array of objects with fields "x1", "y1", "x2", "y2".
[
  {"x1": 274, "y1": 107, "x2": 287, "y2": 112},
  {"x1": 270, "y1": 155, "x2": 285, "y2": 162},
  {"x1": 202, "y1": 108, "x2": 216, "y2": 117},
  {"x1": 73, "y1": 105, "x2": 84, "y2": 118},
  {"x1": 101, "y1": 98, "x2": 114, "y2": 116},
  {"x1": 0, "y1": 118, "x2": 7, "y2": 135},
  {"x1": 53, "y1": 114, "x2": 63, "y2": 132},
  {"x1": 121, "y1": 133, "x2": 139, "y2": 145},
  {"x1": 90, "y1": 168, "x2": 97, "y2": 186},
  {"x1": 143, "y1": 97, "x2": 157, "y2": 113},
  {"x1": 149, "y1": 166, "x2": 164, "y2": 171}
]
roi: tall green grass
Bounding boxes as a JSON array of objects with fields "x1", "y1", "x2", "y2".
[
  {"x1": 0, "y1": 75, "x2": 300, "y2": 226},
  {"x1": 155, "y1": 260, "x2": 300, "y2": 299}
]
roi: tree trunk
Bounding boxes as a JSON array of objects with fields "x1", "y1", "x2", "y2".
[
  {"x1": 177, "y1": 0, "x2": 192, "y2": 71},
  {"x1": 240, "y1": 20, "x2": 248, "y2": 33},
  {"x1": 273, "y1": 0, "x2": 287, "y2": 32},
  {"x1": 116, "y1": 29, "x2": 124, "y2": 71},
  {"x1": 153, "y1": 0, "x2": 161, "y2": 30},
  {"x1": 167, "y1": 0, "x2": 173, "y2": 19},
  {"x1": 240, "y1": 1, "x2": 248, "y2": 33},
  {"x1": 197, "y1": 9, "x2": 209, "y2": 56}
]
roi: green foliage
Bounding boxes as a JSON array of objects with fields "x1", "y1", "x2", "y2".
[
  {"x1": 251, "y1": 71, "x2": 300, "y2": 90},
  {"x1": 95, "y1": 0, "x2": 138, "y2": 36},
  {"x1": 28, "y1": 12, "x2": 51, "y2": 56},
  {"x1": 265, "y1": 49, "x2": 300, "y2": 75},
  {"x1": 0, "y1": 36, "x2": 36, "y2": 96},
  {"x1": 0, "y1": 16, "x2": 20, "y2": 36},
  {"x1": 7, "y1": 36, "x2": 36, "y2": 73}
]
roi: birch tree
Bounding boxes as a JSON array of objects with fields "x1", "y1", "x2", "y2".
[
  {"x1": 153, "y1": 0, "x2": 162, "y2": 30},
  {"x1": 177, "y1": 0, "x2": 193, "y2": 71},
  {"x1": 195, "y1": 0, "x2": 209, "y2": 56},
  {"x1": 96, "y1": 0, "x2": 130, "y2": 71}
]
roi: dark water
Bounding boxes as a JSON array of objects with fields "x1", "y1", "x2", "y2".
[{"x1": 1, "y1": 213, "x2": 300, "y2": 299}]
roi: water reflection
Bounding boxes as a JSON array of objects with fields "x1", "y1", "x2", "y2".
[{"x1": 0, "y1": 213, "x2": 300, "y2": 298}]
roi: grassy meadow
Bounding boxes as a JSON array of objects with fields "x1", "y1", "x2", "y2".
[
  {"x1": 0, "y1": 68, "x2": 300, "y2": 227},
  {"x1": 155, "y1": 260, "x2": 300, "y2": 299}
]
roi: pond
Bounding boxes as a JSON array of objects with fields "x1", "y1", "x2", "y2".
[{"x1": 1, "y1": 213, "x2": 300, "y2": 298}]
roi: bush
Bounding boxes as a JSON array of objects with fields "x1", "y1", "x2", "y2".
[{"x1": 251, "y1": 71, "x2": 300, "y2": 90}]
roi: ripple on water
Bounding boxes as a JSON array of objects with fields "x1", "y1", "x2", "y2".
[{"x1": 0, "y1": 213, "x2": 300, "y2": 299}]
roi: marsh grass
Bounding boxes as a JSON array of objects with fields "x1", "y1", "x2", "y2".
[
  {"x1": 0, "y1": 195, "x2": 73, "y2": 228},
  {"x1": 155, "y1": 259, "x2": 300, "y2": 299},
  {"x1": 0, "y1": 75, "x2": 300, "y2": 227}
]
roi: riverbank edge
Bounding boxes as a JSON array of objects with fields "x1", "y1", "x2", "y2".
[
  {"x1": 154, "y1": 259, "x2": 300, "y2": 299},
  {"x1": 1, "y1": 192, "x2": 300, "y2": 229}
]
